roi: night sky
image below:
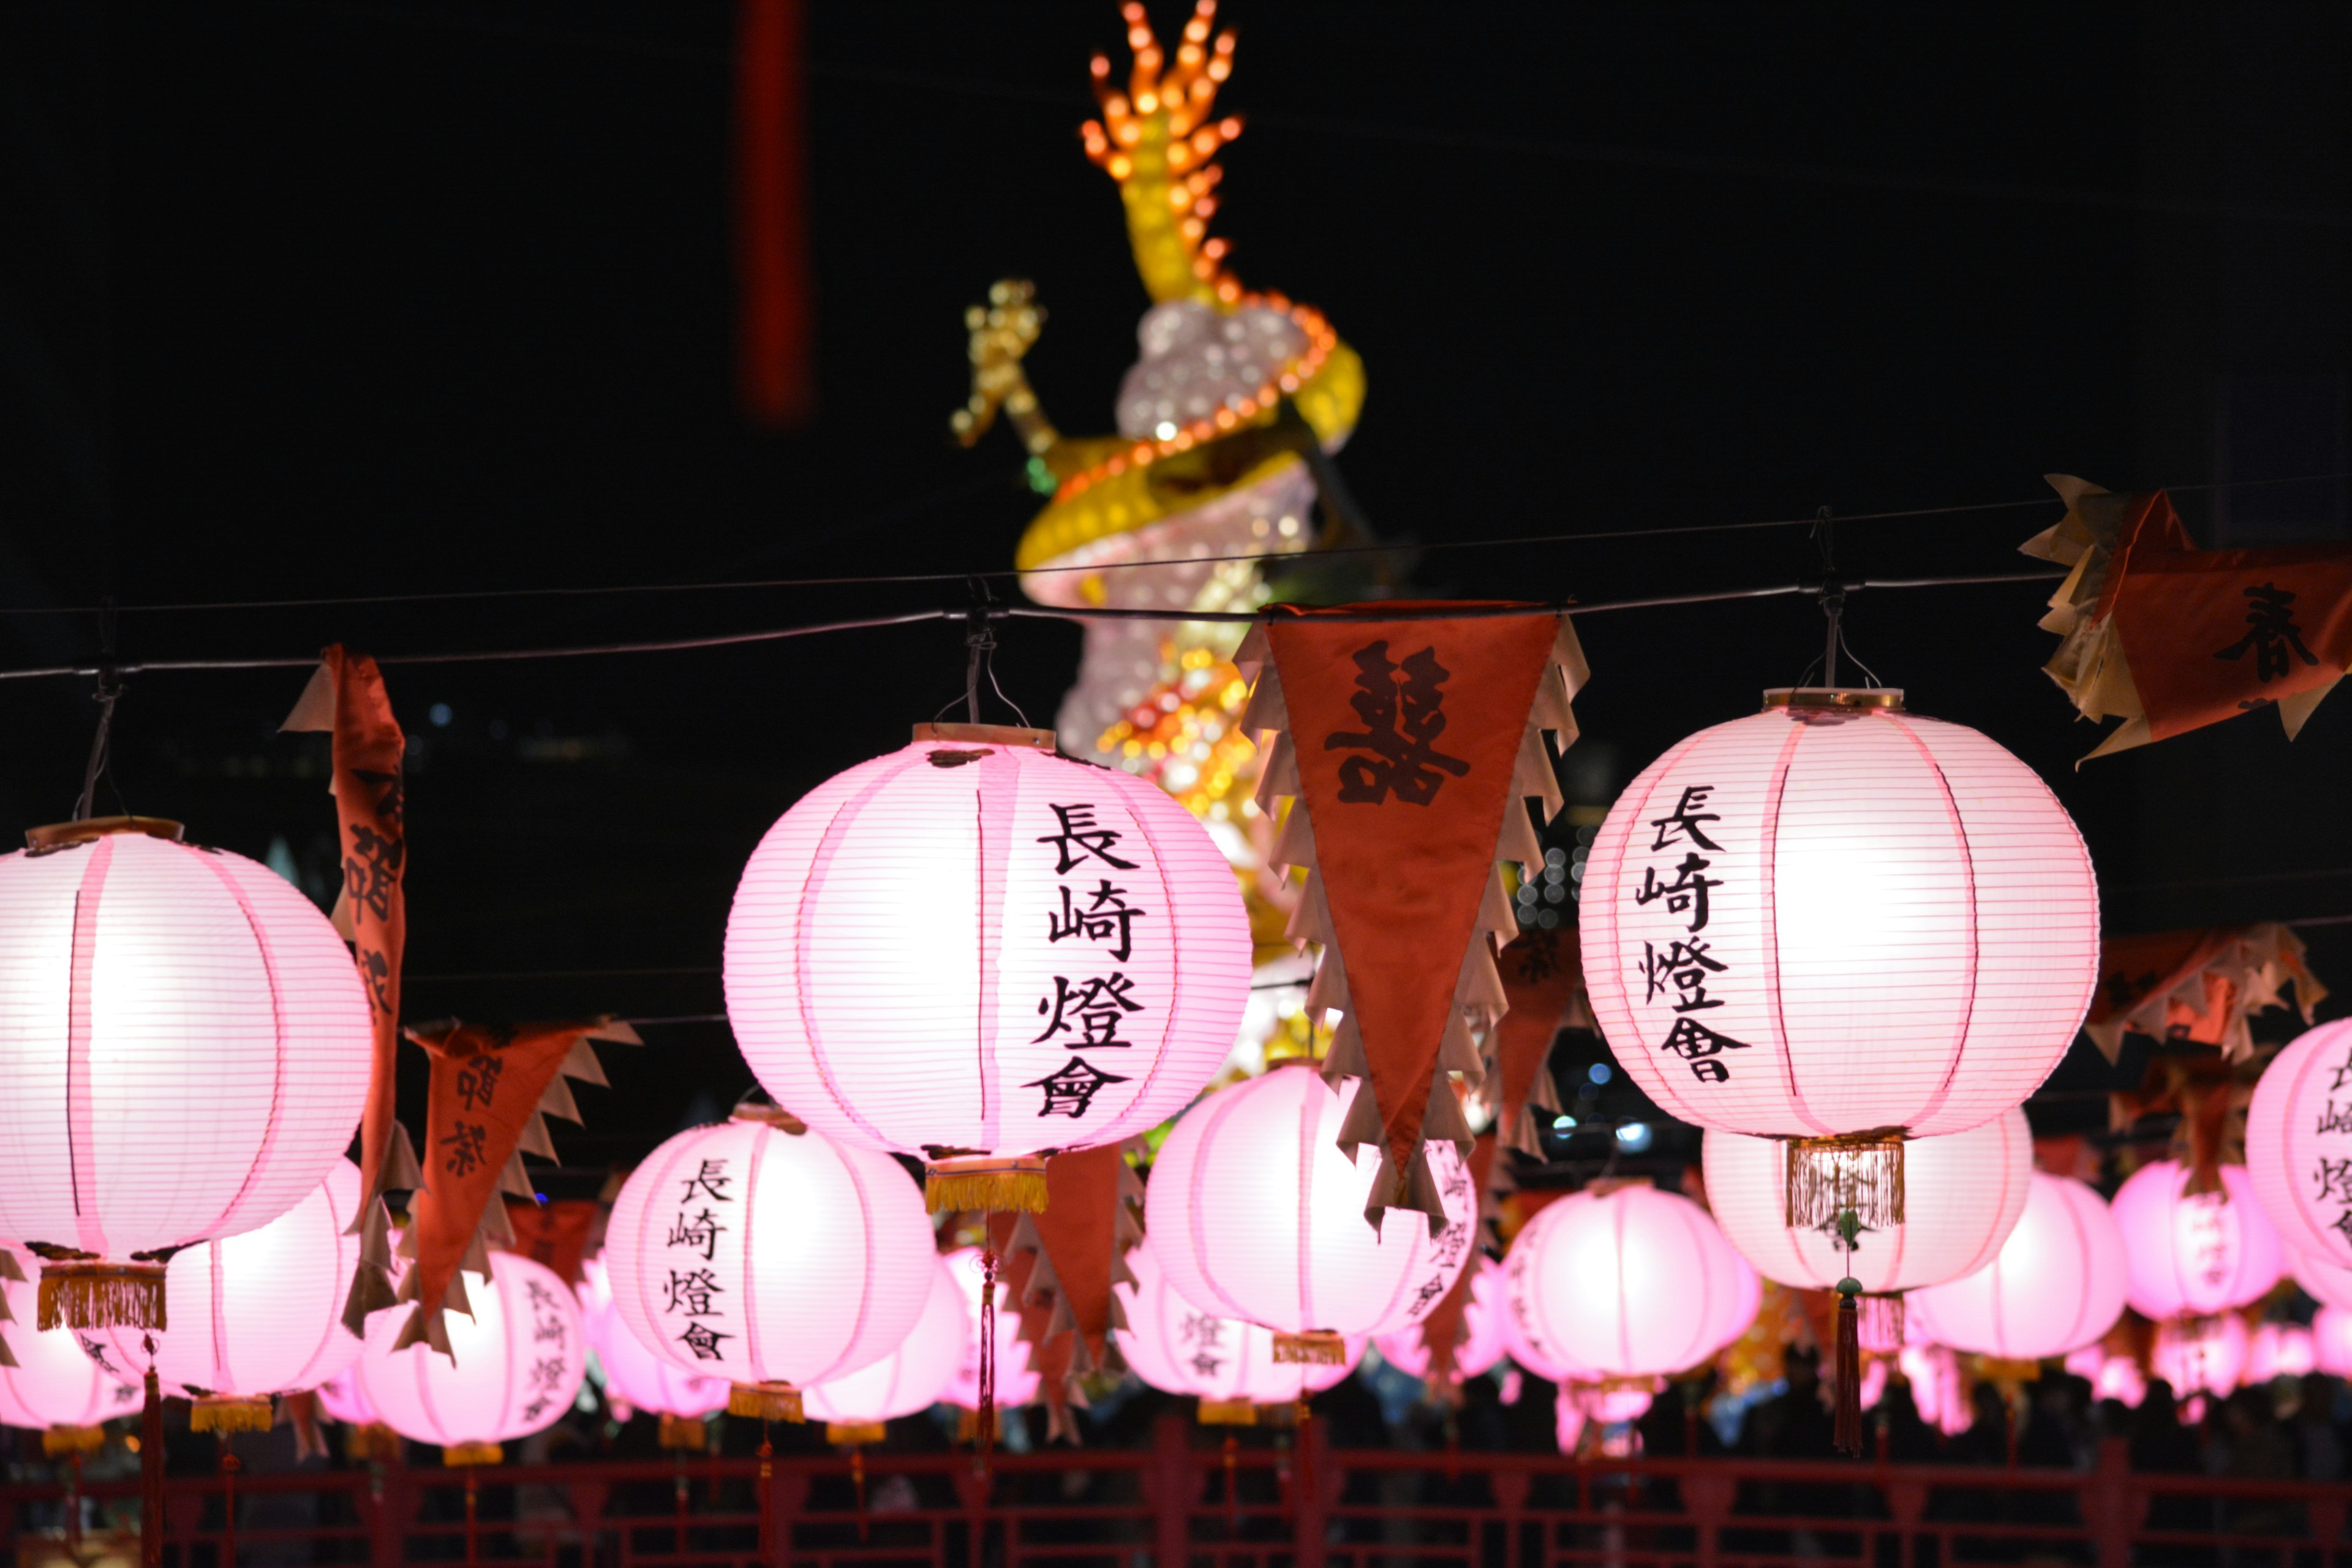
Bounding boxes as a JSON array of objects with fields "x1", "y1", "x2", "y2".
[{"x1": 3, "y1": 2, "x2": 2347, "y2": 1179}]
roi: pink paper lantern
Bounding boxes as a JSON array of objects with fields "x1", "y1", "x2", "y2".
[
  {"x1": 2313, "y1": 1307, "x2": 2352, "y2": 1376},
  {"x1": 1580, "y1": 696, "x2": 2097, "y2": 1219},
  {"x1": 2150, "y1": 1313, "x2": 2247, "y2": 1400},
  {"x1": 2112, "y1": 1161, "x2": 2284, "y2": 1321},
  {"x1": 1144, "y1": 1065, "x2": 1476, "y2": 1356},
  {"x1": 1114, "y1": 1236, "x2": 1361, "y2": 1406},
  {"x1": 578, "y1": 1256, "x2": 728, "y2": 1424},
  {"x1": 0, "y1": 1265, "x2": 142, "y2": 1439},
  {"x1": 2246, "y1": 1020, "x2": 2352, "y2": 1269},
  {"x1": 2064, "y1": 1346, "x2": 2148, "y2": 1409},
  {"x1": 1909, "y1": 1172, "x2": 2128, "y2": 1360},
  {"x1": 2290, "y1": 1244, "x2": 2352, "y2": 1310},
  {"x1": 1553, "y1": 1384, "x2": 1653, "y2": 1455},
  {"x1": 803, "y1": 1257, "x2": 969, "y2": 1431},
  {"x1": 941, "y1": 1246, "x2": 1040, "y2": 1413},
  {"x1": 1501, "y1": 1185, "x2": 1760, "y2": 1381},
  {"x1": 80, "y1": 1160, "x2": 364, "y2": 1431},
  {"x1": 1705, "y1": 1107, "x2": 2032, "y2": 1294},
  {"x1": 312, "y1": 1366, "x2": 377, "y2": 1427},
  {"x1": 723, "y1": 726, "x2": 1252, "y2": 1205},
  {"x1": 1902, "y1": 1342, "x2": 1973, "y2": 1433},
  {"x1": 355, "y1": 1251, "x2": 586, "y2": 1457},
  {"x1": 1375, "y1": 1256, "x2": 1507, "y2": 1384},
  {"x1": 0, "y1": 823, "x2": 374, "y2": 1329},
  {"x1": 2247, "y1": 1322, "x2": 2314, "y2": 1383},
  {"x1": 601, "y1": 1111, "x2": 935, "y2": 1421}
]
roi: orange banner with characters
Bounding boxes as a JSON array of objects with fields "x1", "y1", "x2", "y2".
[
  {"x1": 503, "y1": 1198, "x2": 600, "y2": 1288},
  {"x1": 1490, "y1": 929, "x2": 1589, "y2": 1156}
]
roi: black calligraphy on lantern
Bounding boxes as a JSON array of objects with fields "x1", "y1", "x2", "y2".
[
  {"x1": 1323, "y1": 640, "x2": 1471, "y2": 806},
  {"x1": 1034, "y1": 972, "x2": 1145, "y2": 1047},
  {"x1": 1025, "y1": 1056, "x2": 1131, "y2": 1118},
  {"x1": 2313, "y1": 1158, "x2": 2352, "y2": 1206},
  {"x1": 1628, "y1": 778, "x2": 1745, "y2": 1085},
  {"x1": 668, "y1": 1205, "x2": 728, "y2": 1262},
  {"x1": 1635, "y1": 854, "x2": 1721, "y2": 933},
  {"x1": 658, "y1": 1154, "x2": 735, "y2": 1366},
  {"x1": 663, "y1": 1268, "x2": 725, "y2": 1318},
  {"x1": 679, "y1": 1159, "x2": 732, "y2": 1204},
  {"x1": 1030, "y1": 799, "x2": 1157, "y2": 1122},
  {"x1": 2214, "y1": 583, "x2": 2320, "y2": 683},
  {"x1": 440, "y1": 1120, "x2": 488, "y2": 1178},
  {"x1": 1640, "y1": 939, "x2": 1726, "y2": 1012},
  {"x1": 1180, "y1": 1311, "x2": 1228, "y2": 1377},
  {"x1": 456, "y1": 1054, "x2": 503, "y2": 1112},
  {"x1": 1036, "y1": 802, "x2": 1140, "y2": 874},
  {"x1": 1648, "y1": 786, "x2": 1723, "y2": 853},
  {"x1": 676, "y1": 1322, "x2": 732, "y2": 1360},
  {"x1": 1049, "y1": 880, "x2": 1145, "y2": 962}
]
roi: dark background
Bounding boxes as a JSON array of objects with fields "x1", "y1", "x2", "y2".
[{"x1": 2, "y1": 2, "x2": 2348, "y2": 1175}]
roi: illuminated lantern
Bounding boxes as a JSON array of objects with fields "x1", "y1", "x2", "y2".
[
  {"x1": 0, "y1": 820, "x2": 373, "y2": 1329},
  {"x1": 81, "y1": 1159, "x2": 365, "y2": 1431},
  {"x1": 803, "y1": 1257, "x2": 968, "y2": 1441},
  {"x1": 1581, "y1": 693, "x2": 2097, "y2": 1228},
  {"x1": 1501, "y1": 1185, "x2": 1760, "y2": 1383},
  {"x1": 1375, "y1": 1256, "x2": 1507, "y2": 1384},
  {"x1": 1704, "y1": 1107, "x2": 2032, "y2": 1299},
  {"x1": 2313, "y1": 1308, "x2": 2352, "y2": 1377},
  {"x1": 1903, "y1": 1343, "x2": 1975, "y2": 1432},
  {"x1": 1909, "y1": 1172, "x2": 2129, "y2": 1360},
  {"x1": 2247, "y1": 1322, "x2": 2314, "y2": 1383},
  {"x1": 578, "y1": 1256, "x2": 728, "y2": 1446},
  {"x1": 1553, "y1": 1385, "x2": 1654, "y2": 1456},
  {"x1": 1114, "y1": 1237, "x2": 1360, "y2": 1417},
  {"x1": 355, "y1": 1251, "x2": 586, "y2": 1463},
  {"x1": 601, "y1": 1109, "x2": 935, "y2": 1422},
  {"x1": 313, "y1": 1367, "x2": 376, "y2": 1427},
  {"x1": 2149, "y1": 1313, "x2": 2246, "y2": 1400},
  {"x1": 2290, "y1": 1245, "x2": 2352, "y2": 1310},
  {"x1": 941, "y1": 1246, "x2": 1039, "y2": 1415},
  {"x1": 2245, "y1": 1019, "x2": 2352, "y2": 1269},
  {"x1": 2111, "y1": 1160, "x2": 2283, "y2": 1320},
  {"x1": 0, "y1": 1265, "x2": 141, "y2": 1451},
  {"x1": 1144, "y1": 1065, "x2": 1476, "y2": 1360},
  {"x1": 724, "y1": 725, "x2": 1253, "y2": 1210}
]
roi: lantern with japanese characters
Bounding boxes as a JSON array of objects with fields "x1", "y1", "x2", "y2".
[
  {"x1": 941, "y1": 1246, "x2": 1039, "y2": 1415},
  {"x1": 0, "y1": 820, "x2": 374, "y2": 1330},
  {"x1": 1114, "y1": 1235, "x2": 1361, "y2": 1417},
  {"x1": 1375, "y1": 1255, "x2": 1507, "y2": 1385},
  {"x1": 2150, "y1": 1312, "x2": 2247, "y2": 1401},
  {"x1": 1144, "y1": 1063, "x2": 1476, "y2": 1363},
  {"x1": 724, "y1": 725, "x2": 1253, "y2": 1212},
  {"x1": 81, "y1": 1159, "x2": 366, "y2": 1432},
  {"x1": 2247, "y1": 1322, "x2": 2314, "y2": 1383},
  {"x1": 802, "y1": 1256, "x2": 968, "y2": 1441},
  {"x1": 2111, "y1": 1159, "x2": 2283, "y2": 1321},
  {"x1": 0, "y1": 1259, "x2": 141, "y2": 1451},
  {"x1": 579, "y1": 1256, "x2": 728, "y2": 1447},
  {"x1": 1909, "y1": 1171, "x2": 2129, "y2": 1360},
  {"x1": 601, "y1": 1108, "x2": 935, "y2": 1423},
  {"x1": 1581, "y1": 692, "x2": 2098, "y2": 1234},
  {"x1": 2246, "y1": 1019, "x2": 2352, "y2": 1270},
  {"x1": 354, "y1": 1250, "x2": 586, "y2": 1464}
]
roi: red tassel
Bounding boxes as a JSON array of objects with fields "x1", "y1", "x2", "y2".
[
  {"x1": 1833, "y1": 1289, "x2": 1861, "y2": 1457},
  {"x1": 977, "y1": 1246, "x2": 998, "y2": 1472}
]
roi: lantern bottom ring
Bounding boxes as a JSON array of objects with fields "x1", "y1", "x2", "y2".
[
  {"x1": 42, "y1": 1424, "x2": 105, "y2": 1457},
  {"x1": 36, "y1": 1257, "x2": 167, "y2": 1332},
  {"x1": 347, "y1": 1423, "x2": 404, "y2": 1464},
  {"x1": 190, "y1": 1396, "x2": 274, "y2": 1434},
  {"x1": 729, "y1": 1381, "x2": 806, "y2": 1423},
  {"x1": 1196, "y1": 1399, "x2": 1258, "y2": 1426},
  {"x1": 1782, "y1": 1128, "x2": 1908, "y2": 1231},
  {"x1": 656, "y1": 1414, "x2": 710, "y2": 1451},
  {"x1": 826, "y1": 1422, "x2": 888, "y2": 1447},
  {"x1": 924, "y1": 1154, "x2": 1049, "y2": 1215},
  {"x1": 441, "y1": 1441, "x2": 504, "y2": 1467},
  {"x1": 1271, "y1": 1329, "x2": 1348, "y2": 1365}
]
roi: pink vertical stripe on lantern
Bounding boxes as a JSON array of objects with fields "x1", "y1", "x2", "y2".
[
  {"x1": 804, "y1": 1256, "x2": 968, "y2": 1427},
  {"x1": 2113, "y1": 1160, "x2": 2284, "y2": 1321},
  {"x1": 2246, "y1": 1019, "x2": 2352, "y2": 1270},
  {"x1": 1583, "y1": 704, "x2": 2097, "y2": 1140},
  {"x1": 64, "y1": 837, "x2": 113, "y2": 1256},
  {"x1": 1909, "y1": 1171, "x2": 2128, "y2": 1360}
]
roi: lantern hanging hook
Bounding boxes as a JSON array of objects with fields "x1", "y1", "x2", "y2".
[
  {"x1": 1805, "y1": 510, "x2": 1881, "y2": 691},
  {"x1": 951, "y1": 581, "x2": 1031, "y2": 728},
  {"x1": 73, "y1": 670, "x2": 126, "y2": 824}
]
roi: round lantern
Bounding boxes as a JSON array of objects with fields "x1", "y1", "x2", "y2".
[
  {"x1": 2112, "y1": 1160, "x2": 2283, "y2": 1321},
  {"x1": 2290, "y1": 1244, "x2": 2352, "y2": 1310},
  {"x1": 1145, "y1": 1064, "x2": 1476, "y2": 1361},
  {"x1": 602, "y1": 1108, "x2": 935, "y2": 1423},
  {"x1": 1375, "y1": 1255, "x2": 1507, "y2": 1385},
  {"x1": 355, "y1": 1250, "x2": 587, "y2": 1463},
  {"x1": 0, "y1": 821, "x2": 373, "y2": 1330},
  {"x1": 1553, "y1": 1384, "x2": 1653, "y2": 1456},
  {"x1": 2247, "y1": 1321, "x2": 2314, "y2": 1383},
  {"x1": 0, "y1": 1264, "x2": 141, "y2": 1450},
  {"x1": 1501, "y1": 1185, "x2": 1760, "y2": 1383},
  {"x1": 1581, "y1": 693, "x2": 2098, "y2": 1231},
  {"x1": 802, "y1": 1256, "x2": 968, "y2": 1441},
  {"x1": 1908, "y1": 1172, "x2": 2129, "y2": 1360},
  {"x1": 2313, "y1": 1307, "x2": 2352, "y2": 1377},
  {"x1": 1114, "y1": 1235, "x2": 1360, "y2": 1417},
  {"x1": 1705, "y1": 1107, "x2": 2032, "y2": 1299},
  {"x1": 578, "y1": 1256, "x2": 728, "y2": 1446},
  {"x1": 2246, "y1": 1019, "x2": 2352, "y2": 1270},
  {"x1": 80, "y1": 1159, "x2": 364, "y2": 1432},
  {"x1": 941, "y1": 1246, "x2": 1040, "y2": 1414},
  {"x1": 1902, "y1": 1343, "x2": 1975, "y2": 1433},
  {"x1": 2150, "y1": 1313, "x2": 2246, "y2": 1400},
  {"x1": 313, "y1": 1366, "x2": 376, "y2": 1427},
  {"x1": 724, "y1": 724, "x2": 1253, "y2": 1210}
]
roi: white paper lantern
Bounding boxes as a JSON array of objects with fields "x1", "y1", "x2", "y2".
[
  {"x1": 355, "y1": 1251, "x2": 586, "y2": 1460},
  {"x1": 1580, "y1": 695, "x2": 2096, "y2": 1226},
  {"x1": 725, "y1": 725, "x2": 1252, "y2": 1208},
  {"x1": 2247, "y1": 1321, "x2": 2314, "y2": 1383},
  {"x1": 2112, "y1": 1160, "x2": 2283, "y2": 1321},
  {"x1": 2290, "y1": 1244, "x2": 2352, "y2": 1311},
  {"x1": 940, "y1": 1246, "x2": 1039, "y2": 1414},
  {"x1": 0, "y1": 822, "x2": 374, "y2": 1329},
  {"x1": 601, "y1": 1110, "x2": 935, "y2": 1422},
  {"x1": 81, "y1": 1159, "x2": 364, "y2": 1431},
  {"x1": 0, "y1": 1264, "x2": 141, "y2": 1447},
  {"x1": 2314, "y1": 1307, "x2": 2352, "y2": 1377},
  {"x1": 2246, "y1": 1019, "x2": 2352, "y2": 1270},
  {"x1": 1908, "y1": 1171, "x2": 2128, "y2": 1360},
  {"x1": 1501, "y1": 1185, "x2": 1760, "y2": 1382},
  {"x1": 802, "y1": 1256, "x2": 968, "y2": 1436},
  {"x1": 1144, "y1": 1065, "x2": 1476, "y2": 1360},
  {"x1": 1704, "y1": 1107, "x2": 2032, "y2": 1294},
  {"x1": 1114, "y1": 1235, "x2": 1360, "y2": 1410},
  {"x1": 2150, "y1": 1313, "x2": 2247, "y2": 1400},
  {"x1": 578, "y1": 1256, "x2": 728, "y2": 1432}
]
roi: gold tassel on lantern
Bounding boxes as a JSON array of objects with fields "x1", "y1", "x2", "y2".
[
  {"x1": 1271, "y1": 1329, "x2": 1346, "y2": 1365},
  {"x1": 344, "y1": 1423, "x2": 404, "y2": 1464},
  {"x1": 441, "y1": 1441, "x2": 503, "y2": 1467},
  {"x1": 190, "y1": 1396, "x2": 274, "y2": 1434},
  {"x1": 826, "y1": 1422, "x2": 886, "y2": 1446},
  {"x1": 36, "y1": 1258, "x2": 167, "y2": 1332},
  {"x1": 1196, "y1": 1400, "x2": 1257, "y2": 1426},
  {"x1": 42, "y1": 1424, "x2": 105, "y2": 1456},
  {"x1": 1784, "y1": 1129, "x2": 1906, "y2": 1231},
  {"x1": 656, "y1": 1414, "x2": 709, "y2": 1451},
  {"x1": 923, "y1": 1155, "x2": 1049, "y2": 1215},
  {"x1": 729, "y1": 1382, "x2": 805, "y2": 1423}
]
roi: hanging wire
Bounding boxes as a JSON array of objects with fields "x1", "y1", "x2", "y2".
[{"x1": 71, "y1": 670, "x2": 126, "y2": 822}]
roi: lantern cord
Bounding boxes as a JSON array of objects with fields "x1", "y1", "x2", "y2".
[
  {"x1": 71, "y1": 668, "x2": 125, "y2": 823},
  {"x1": 946, "y1": 591, "x2": 1032, "y2": 728},
  {"x1": 139, "y1": 1355, "x2": 163, "y2": 1568},
  {"x1": 977, "y1": 1246, "x2": 998, "y2": 1475}
]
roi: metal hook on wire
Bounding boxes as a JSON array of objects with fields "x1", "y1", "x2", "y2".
[
  {"x1": 940, "y1": 581, "x2": 1032, "y2": 728},
  {"x1": 73, "y1": 600, "x2": 126, "y2": 822}
]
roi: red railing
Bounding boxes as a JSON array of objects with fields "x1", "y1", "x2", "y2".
[{"x1": 7, "y1": 1419, "x2": 2345, "y2": 1568}]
